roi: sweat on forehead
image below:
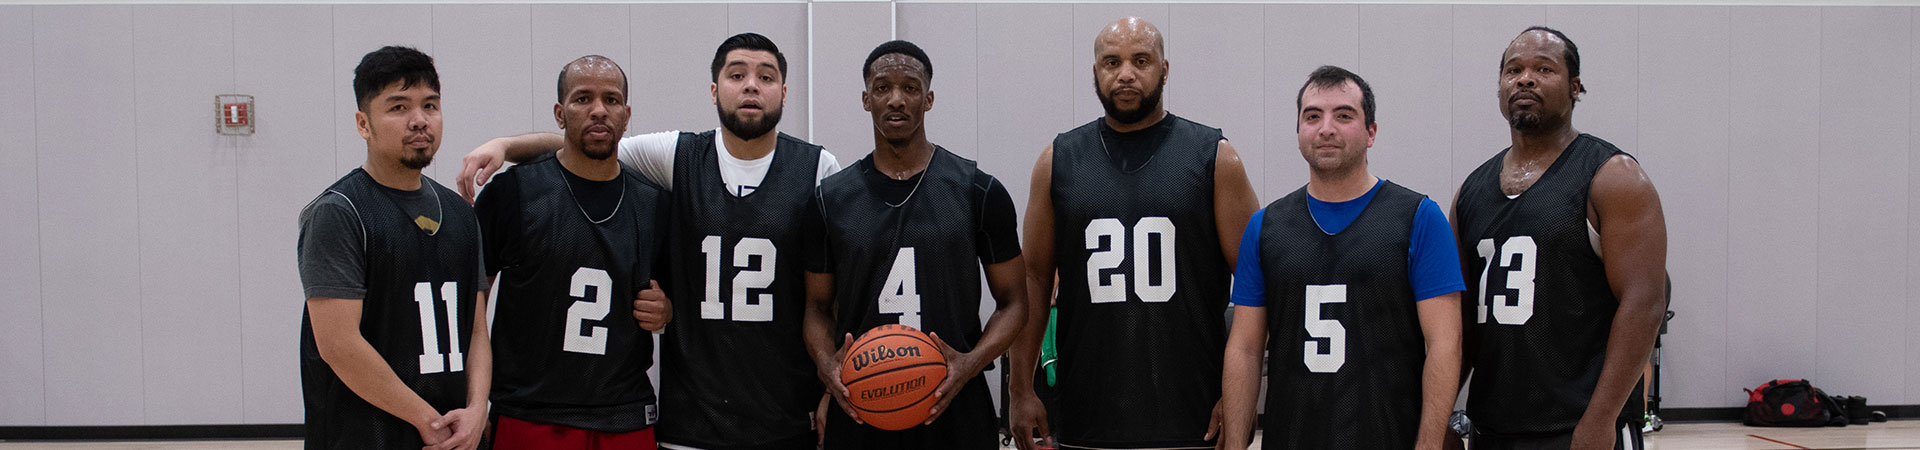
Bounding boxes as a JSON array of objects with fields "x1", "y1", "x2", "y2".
[
  {"x1": 862, "y1": 40, "x2": 933, "y2": 81},
  {"x1": 1095, "y1": 17, "x2": 1165, "y2": 55}
]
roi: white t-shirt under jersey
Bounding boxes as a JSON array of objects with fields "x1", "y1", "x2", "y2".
[{"x1": 616, "y1": 128, "x2": 841, "y2": 196}]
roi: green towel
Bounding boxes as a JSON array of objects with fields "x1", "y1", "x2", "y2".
[{"x1": 1040, "y1": 307, "x2": 1058, "y2": 386}]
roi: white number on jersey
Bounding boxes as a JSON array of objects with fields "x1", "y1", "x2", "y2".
[
  {"x1": 1475, "y1": 237, "x2": 1537, "y2": 325},
  {"x1": 1302, "y1": 284, "x2": 1346, "y2": 373},
  {"x1": 1085, "y1": 217, "x2": 1177, "y2": 303},
  {"x1": 878, "y1": 248, "x2": 923, "y2": 329},
  {"x1": 412, "y1": 281, "x2": 463, "y2": 374},
  {"x1": 564, "y1": 267, "x2": 613, "y2": 355},
  {"x1": 700, "y1": 236, "x2": 778, "y2": 322}
]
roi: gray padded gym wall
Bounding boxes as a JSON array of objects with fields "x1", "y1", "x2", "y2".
[{"x1": 0, "y1": 1, "x2": 1913, "y2": 427}]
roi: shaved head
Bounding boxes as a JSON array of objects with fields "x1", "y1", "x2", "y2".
[
  {"x1": 557, "y1": 55, "x2": 629, "y2": 102},
  {"x1": 1095, "y1": 16, "x2": 1165, "y2": 57}
]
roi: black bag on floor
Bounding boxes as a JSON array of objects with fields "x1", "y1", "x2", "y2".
[{"x1": 1743, "y1": 379, "x2": 1834, "y2": 427}]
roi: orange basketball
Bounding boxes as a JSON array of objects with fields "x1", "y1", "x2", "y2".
[{"x1": 840, "y1": 324, "x2": 949, "y2": 431}]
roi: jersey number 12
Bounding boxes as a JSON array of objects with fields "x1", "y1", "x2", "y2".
[{"x1": 700, "y1": 236, "x2": 777, "y2": 322}]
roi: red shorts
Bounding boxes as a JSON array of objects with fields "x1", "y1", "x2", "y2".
[{"x1": 493, "y1": 415, "x2": 657, "y2": 450}]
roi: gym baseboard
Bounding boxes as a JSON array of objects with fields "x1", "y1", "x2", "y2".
[
  {"x1": 1663, "y1": 405, "x2": 1917, "y2": 423},
  {"x1": 0, "y1": 424, "x2": 302, "y2": 440}
]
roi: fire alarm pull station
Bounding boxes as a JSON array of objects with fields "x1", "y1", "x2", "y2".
[{"x1": 217, "y1": 94, "x2": 254, "y2": 136}]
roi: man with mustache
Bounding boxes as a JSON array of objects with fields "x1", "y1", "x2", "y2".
[
  {"x1": 802, "y1": 40, "x2": 1029, "y2": 449},
  {"x1": 457, "y1": 33, "x2": 839, "y2": 449},
  {"x1": 298, "y1": 45, "x2": 489, "y2": 450},
  {"x1": 1451, "y1": 27, "x2": 1667, "y2": 450},
  {"x1": 474, "y1": 55, "x2": 673, "y2": 449},
  {"x1": 1010, "y1": 16, "x2": 1260, "y2": 450},
  {"x1": 1218, "y1": 66, "x2": 1464, "y2": 450}
]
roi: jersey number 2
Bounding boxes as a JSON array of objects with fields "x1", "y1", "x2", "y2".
[
  {"x1": 700, "y1": 236, "x2": 776, "y2": 322},
  {"x1": 1475, "y1": 237, "x2": 1536, "y2": 325},
  {"x1": 564, "y1": 268, "x2": 612, "y2": 355},
  {"x1": 413, "y1": 282, "x2": 463, "y2": 375},
  {"x1": 1085, "y1": 217, "x2": 1177, "y2": 303}
]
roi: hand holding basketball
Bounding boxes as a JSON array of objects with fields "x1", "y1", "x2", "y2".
[
  {"x1": 631, "y1": 280, "x2": 671, "y2": 331},
  {"x1": 819, "y1": 333, "x2": 863, "y2": 424},
  {"x1": 921, "y1": 332, "x2": 973, "y2": 426},
  {"x1": 840, "y1": 325, "x2": 948, "y2": 430}
]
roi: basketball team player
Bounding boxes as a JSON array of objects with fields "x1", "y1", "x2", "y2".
[
  {"x1": 801, "y1": 40, "x2": 1030, "y2": 450},
  {"x1": 1218, "y1": 66, "x2": 1464, "y2": 450},
  {"x1": 1451, "y1": 28, "x2": 1668, "y2": 450},
  {"x1": 474, "y1": 55, "x2": 673, "y2": 448},
  {"x1": 298, "y1": 46, "x2": 489, "y2": 450},
  {"x1": 456, "y1": 33, "x2": 839, "y2": 449},
  {"x1": 1012, "y1": 17, "x2": 1259, "y2": 450}
]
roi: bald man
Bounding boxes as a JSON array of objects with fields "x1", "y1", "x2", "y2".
[
  {"x1": 476, "y1": 55, "x2": 673, "y2": 449},
  {"x1": 1012, "y1": 17, "x2": 1260, "y2": 450}
]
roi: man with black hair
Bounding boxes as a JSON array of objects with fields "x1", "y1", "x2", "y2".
[
  {"x1": 298, "y1": 45, "x2": 489, "y2": 450},
  {"x1": 1218, "y1": 65, "x2": 1464, "y2": 450},
  {"x1": 1012, "y1": 16, "x2": 1260, "y2": 450},
  {"x1": 458, "y1": 33, "x2": 837, "y2": 449},
  {"x1": 1451, "y1": 27, "x2": 1667, "y2": 450},
  {"x1": 475, "y1": 55, "x2": 672, "y2": 449},
  {"x1": 801, "y1": 39, "x2": 1029, "y2": 450}
]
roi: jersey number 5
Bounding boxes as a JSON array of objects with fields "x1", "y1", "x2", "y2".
[
  {"x1": 1475, "y1": 237, "x2": 1536, "y2": 325},
  {"x1": 413, "y1": 281, "x2": 464, "y2": 375},
  {"x1": 564, "y1": 268, "x2": 612, "y2": 355},
  {"x1": 700, "y1": 236, "x2": 777, "y2": 322},
  {"x1": 1303, "y1": 284, "x2": 1346, "y2": 373},
  {"x1": 1085, "y1": 217, "x2": 1177, "y2": 303}
]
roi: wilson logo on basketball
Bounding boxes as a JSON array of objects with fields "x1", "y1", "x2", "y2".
[
  {"x1": 859, "y1": 375, "x2": 927, "y2": 400},
  {"x1": 850, "y1": 344, "x2": 922, "y2": 372}
]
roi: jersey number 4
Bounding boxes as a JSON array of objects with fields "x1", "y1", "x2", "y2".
[
  {"x1": 700, "y1": 236, "x2": 776, "y2": 322},
  {"x1": 413, "y1": 282, "x2": 464, "y2": 375},
  {"x1": 1085, "y1": 217, "x2": 1177, "y2": 303},
  {"x1": 879, "y1": 248, "x2": 922, "y2": 329},
  {"x1": 1475, "y1": 236, "x2": 1537, "y2": 325}
]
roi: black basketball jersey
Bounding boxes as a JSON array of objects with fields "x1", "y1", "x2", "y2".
[
  {"x1": 1258, "y1": 181, "x2": 1427, "y2": 449},
  {"x1": 1047, "y1": 115, "x2": 1229, "y2": 448},
  {"x1": 300, "y1": 169, "x2": 481, "y2": 450},
  {"x1": 481, "y1": 155, "x2": 667, "y2": 433},
  {"x1": 1454, "y1": 134, "x2": 1644, "y2": 436},
  {"x1": 816, "y1": 147, "x2": 986, "y2": 352},
  {"x1": 658, "y1": 131, "x2": 824, "y2": 448},
  {"x1": 813, "y1": 146, "x2": 1001, "y2": 450}
]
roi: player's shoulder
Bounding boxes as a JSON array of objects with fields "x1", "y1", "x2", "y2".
[
  {"x1": 775, "y1": 132, "x2": 826, "y2": 152},
  {"x1": 1164, "y1": 113, "x2": 1224, "y2": 136},
  {"x1": 619, "y1": 165, "x2": 668, "y2": 194}
]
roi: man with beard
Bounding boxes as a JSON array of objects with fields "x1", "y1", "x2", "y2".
[
  {"x1": 458, "y1": 33, "x2": 839, "y2": 449},
  {"x1": 1009, "y1": 17, "x2": 1260, "y2": 450},
  {"x1": 803, "y1": 40, "x2": 1029, "y2": 450},
  {"x1": 1218, "y1": 66, "x2": 1463, "y2": 450},
  {"x1": 474, "y1": 55, "x2": 673, "y2": 449},
  {"x1": 1451, "y1": 27, "x2": 1667, "y2": 450},
  {"x1": 299, "y1": 45, "x2": 489, "y2": 450}
]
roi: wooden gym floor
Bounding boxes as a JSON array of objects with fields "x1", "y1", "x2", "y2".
[{"x1": 1, "y1": 421, "x2": 1916, "y2": 449}]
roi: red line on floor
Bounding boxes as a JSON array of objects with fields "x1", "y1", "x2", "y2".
[{"x1": 1746, "y1": 433, "x2": 1811, "y2": 449}]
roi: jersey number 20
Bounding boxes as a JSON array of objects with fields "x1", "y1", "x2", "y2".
[
  {"x1": 700, "y1": 236, "x2": 776, "y2": 322},
  {"x1": 1085, "y1": 217, "x2": 1177, "y2": 303},
  {"x1": 1475, "y1": 237, "x2": 1536, "y2": 325}
]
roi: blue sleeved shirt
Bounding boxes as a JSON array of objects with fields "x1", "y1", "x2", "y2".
[{"x1": 1230, "y1": 179, "x2": 1466, "y2": 307}]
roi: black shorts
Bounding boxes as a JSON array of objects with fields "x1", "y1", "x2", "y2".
[
  {"x1": 1470, "y1": 420, "x2": 1645, "y2": 450},
  {"x1": 825, "y1": 376, "x2": 998, "y2": 450}
]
